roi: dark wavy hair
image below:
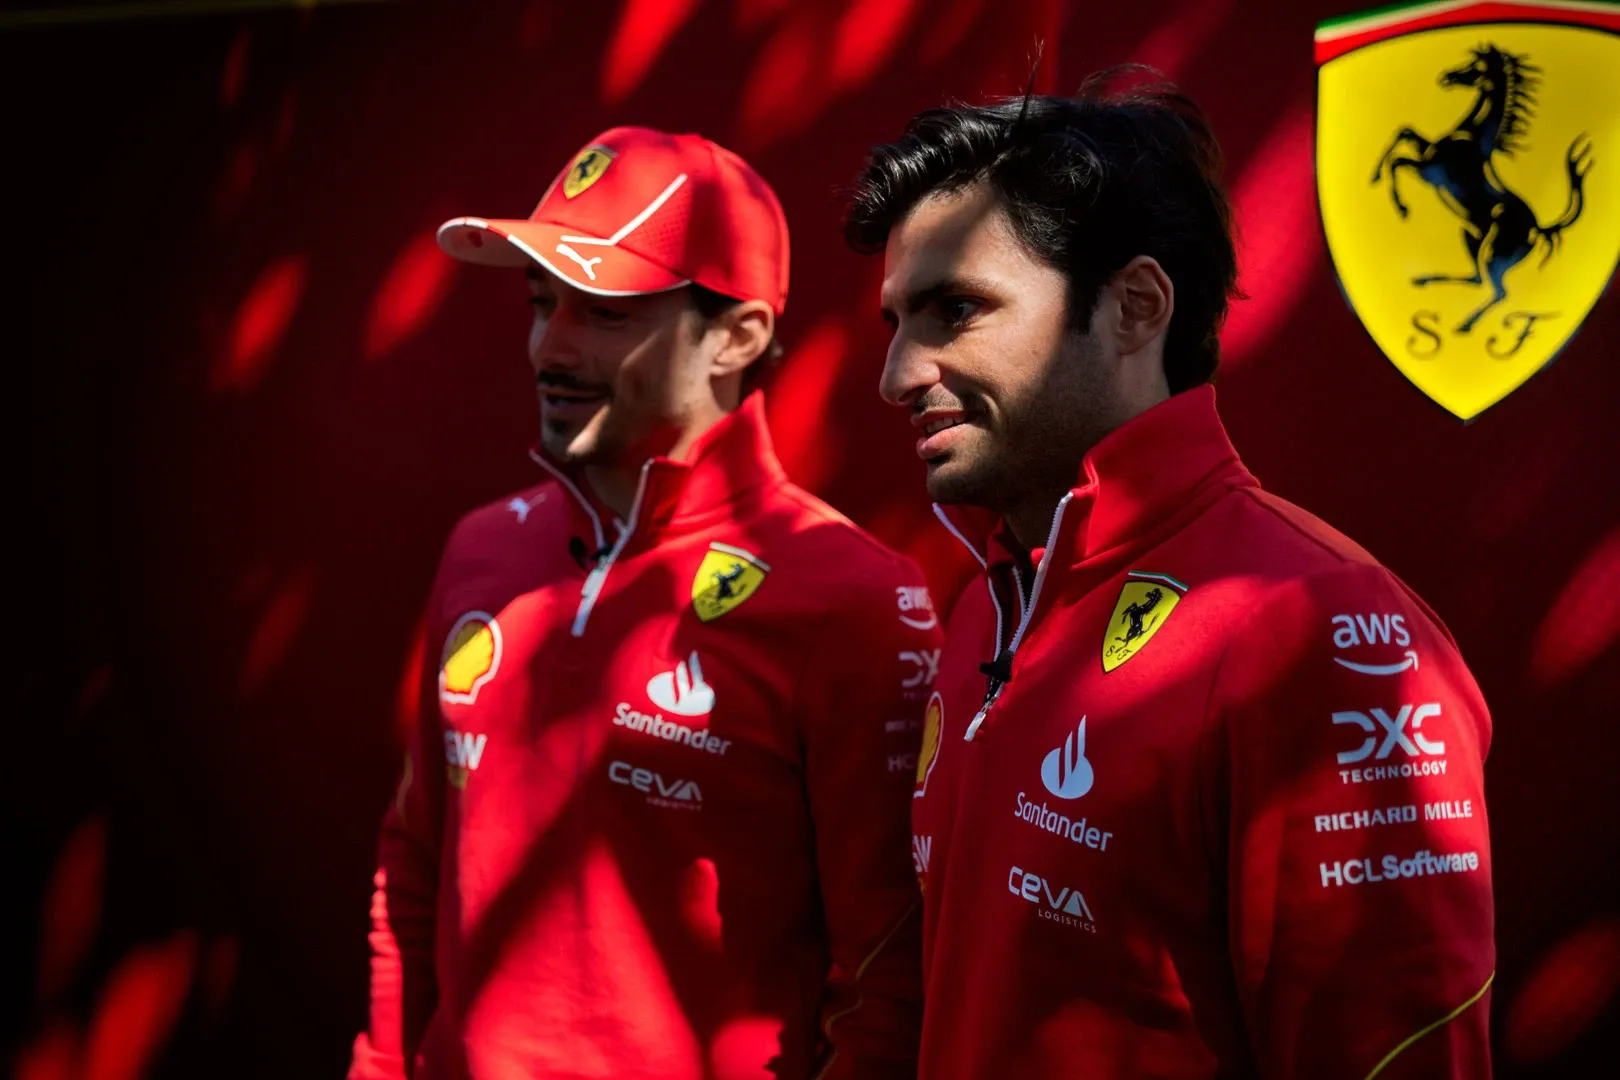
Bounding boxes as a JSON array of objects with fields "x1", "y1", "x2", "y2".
[{"x1": 844, "y1": 67, "x2": 1239, "y2": 393}]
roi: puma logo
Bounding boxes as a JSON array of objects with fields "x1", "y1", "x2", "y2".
[{"x1": 555, "y1": 243, "x2": 603, "y2": 280}]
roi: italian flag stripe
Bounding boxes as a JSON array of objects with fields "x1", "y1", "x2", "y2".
[{"x1": 1316, "y1": 0, "x2": 1620, "y2": 64}]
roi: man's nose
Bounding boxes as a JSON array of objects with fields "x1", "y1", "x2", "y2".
[
  {"x1": 879, "y1": 336, "x2": 939, "y2": 408},
  {"x1": 530, "y1": 308, "x2": 584, "y2": 370}
]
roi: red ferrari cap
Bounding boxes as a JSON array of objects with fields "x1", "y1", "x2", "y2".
[{"x1": 438, "y1": 126, "x2": 790, "y2": 314}]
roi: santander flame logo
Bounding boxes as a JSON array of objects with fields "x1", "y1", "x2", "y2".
[
  {"x1": 1041, "y1": 717, "x2": 1094, "y2": 800},
  {"x1": 646, "y1": 651, "x2": 715, "y2": 717}
]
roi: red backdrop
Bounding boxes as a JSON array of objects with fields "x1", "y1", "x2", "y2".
[{"x1": 7, "y1": 1, "x2": 1616, "y2": 1077}]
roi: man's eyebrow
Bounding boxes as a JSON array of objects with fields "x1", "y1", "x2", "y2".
[{"x1": 881, "y1": 275, "x2": 997, "y2": 316}]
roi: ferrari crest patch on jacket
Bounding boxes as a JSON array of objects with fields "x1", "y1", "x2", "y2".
[
  {"x1": 1102, "y1": 572, "x2": 1187, "y2": 673},
  {"x1": 691, "y1": 542, "x2": 770, "y2": 622},
  {"x1": 1316, "y1": 0, "x2": 1620, "y2": 420}
]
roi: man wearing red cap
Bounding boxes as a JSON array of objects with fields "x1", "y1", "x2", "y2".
[{"x1": 349, "y1": 127, "x2": 940, "y2": 1080}]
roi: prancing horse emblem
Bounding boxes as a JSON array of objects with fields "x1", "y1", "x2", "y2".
[
  {"x1": 1314, "y1": 2, "x2": 1620, "y2": 421},
  {"x1": 1118, "y1": 588, "x2": 1164, "y2": 645},
  {"x1": 1372, "y1": 44, "x2": 1592, "y2": 333}
]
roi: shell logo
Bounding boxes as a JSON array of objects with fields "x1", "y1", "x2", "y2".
[
  {"x1": 439, "y1": 611, "x2": 502, "y2": 705},
  {"x1": 914, "y1": 691, "x2": 944, "y2": 798}
]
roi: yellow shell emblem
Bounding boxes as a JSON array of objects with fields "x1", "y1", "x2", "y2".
[
  {"x1": 914, "y1": 691, "x2": 944, "y2": 797},
  {"x1": 440, "y1": 612, "x2": 501, "y2": 704}
]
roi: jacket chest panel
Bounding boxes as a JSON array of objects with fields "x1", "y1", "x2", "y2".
[
  {"x1": 921, "y1": 587, "x2": 1220, "y2": 950},
  {"x1": 433, "y1": 562, "x2": 801, "y2": 831}
]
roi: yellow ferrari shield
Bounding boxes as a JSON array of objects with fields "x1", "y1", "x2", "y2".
[
  {"x1": 1101, "y1": 572, "x2": 1186, "y2": 673},
  {"x1": 1316, "y1": 1, "x2": 1619, "y2": 420},
  {"x1": 562, "y1": 145, "x2": 615, "y2": 199},
  {"x1": 691, "y1": 542, "x2": 770, "y2": 622}
]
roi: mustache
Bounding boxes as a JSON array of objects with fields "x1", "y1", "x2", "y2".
[
  {"x1": 536, "y1": 370, "x2": 606, "y2": 393},
  {"x1": 911, "y1": 388, "x2": 973, "y2": 417}
]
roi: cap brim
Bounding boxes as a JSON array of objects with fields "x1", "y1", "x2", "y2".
[{"x1": 436, "y1": 217, "x2": 689, "y2": 298}]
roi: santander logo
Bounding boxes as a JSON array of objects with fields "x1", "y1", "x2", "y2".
[
  {"x1": 1041, "y1": 717, "x2": 1094, "y2": 800},
  {"x1": 646, "y1": 651, "x2": 715, "y2": 717}
]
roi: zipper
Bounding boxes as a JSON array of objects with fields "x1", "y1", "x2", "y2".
[
  {"x1": 960, "y1": 492, "x2": 1075, "y2": 741},
  {"x1": 529, "y1": 449, "x2": 652, "y2": 637},
  {"x1": 570, "y1": 461, "x2": 652, "y2": 636},
  {"x1": 528, "y1": 448, "x2": 606, "y2": 552},
  {"x1": 932, "y1": 503, "x2": 1003, "y2": 653}
]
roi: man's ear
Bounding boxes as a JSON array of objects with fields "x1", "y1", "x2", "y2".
[
  {"x1": 708, "y1": 300, "x2": 775, "y2": 378},
  {"x1": 1100, "y1": 255, "x2": 1174, "y2": 358}
]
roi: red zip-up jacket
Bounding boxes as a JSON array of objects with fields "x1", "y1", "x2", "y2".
[
  {"x1": 350, "y1": 394, "x2": 943, "y2": 1080},
  {"x1": 912, "y1": 387, "x2": 1494, "y2": 1079}
]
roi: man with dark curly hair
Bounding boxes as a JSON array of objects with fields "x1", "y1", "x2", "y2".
[{"x1": 846, "y1": 72, "x2": 1495, "y2": 1079}]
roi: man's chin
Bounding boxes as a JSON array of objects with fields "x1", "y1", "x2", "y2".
[
  {"x1": 923, "y1": 459, "x2": 990, "y2": 506},
  {"x1": 539, "y1": 424, "x2": 597, "y2": 465}
]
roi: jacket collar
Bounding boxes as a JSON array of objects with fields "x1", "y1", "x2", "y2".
[
  {"x1": 938, "y1": 386, "x2": 1255, "y2": 573},
  {"x1": 531, "y1": 391, "x2": 788, "y2": 550}
]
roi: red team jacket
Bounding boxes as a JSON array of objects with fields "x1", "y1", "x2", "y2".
[
  {"x1": 912, "y1": 387, "x2": 1495, "y2": 1078},
  {"x1": 351, "y1": 394, "x2": 942, "y2": 1079}
]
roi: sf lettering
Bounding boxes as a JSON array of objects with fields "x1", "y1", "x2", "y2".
[{"x1": 1407, "y1": 309, "x2": 1559, "y2": 359}]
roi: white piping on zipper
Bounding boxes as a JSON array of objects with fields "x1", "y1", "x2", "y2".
[
  {"x1": 932, "y1": 504, "x2": 1002, "y2": 655},
  {"x1": 1007, "y1": 490, "x2": 1072, "y2": 655},
  {"x1": 570, "y1": 461, "x2": 651, "y2": 636},
  {"x1": 937, "y1": 492, "x2": 1075, "y2": 741},
  {"x1": 528, "y1": 449, "x2": 606, "y2": 552},
  {"x1": 529, "y1": 450, "x2": 652, "y2": 636}
]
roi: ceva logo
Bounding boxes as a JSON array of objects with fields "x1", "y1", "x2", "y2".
[
  {"x1": 609, "y1": 760, "x2": 702, "y2": 808},
  {"x1": 1008, "y1": 866, "x2": 1097, "y2": 931}
]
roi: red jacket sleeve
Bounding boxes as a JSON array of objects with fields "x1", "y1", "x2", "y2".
[
  {"x1": 350, "y1": 590, "x2": 450, "y2": 1078},
  {"x1": 799, "y1": 558, "x2": 943, "y2": 1079},
  {"x1": 1208, "y1": 564, "x2": 1494, "y2": 1079}
]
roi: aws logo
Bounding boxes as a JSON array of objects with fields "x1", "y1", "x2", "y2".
[
  {"x1": 896, "y1": 586, "x2": 938, "y2": 630},
  {"x1": 440, "y1": 612, "x2": 502, "y2": 705},
  {"x1": 1332, "y1": 612, "x2": 1419, "y2": 676}
]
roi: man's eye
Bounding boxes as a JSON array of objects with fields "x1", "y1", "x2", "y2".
[
  {"x1": 939, "y1": 297, "x2": 983, "y2": 327},
  {"x1": 588, "y1": 305, "x2": 630, "y2": 325},
  {"x1": 528, "y1": 295, "x2": 555, "y2": 312}
]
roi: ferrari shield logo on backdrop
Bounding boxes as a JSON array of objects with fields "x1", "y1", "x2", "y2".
[
  {"x1": 691, "y1": 542, "x2": 769, "y2": 622},
  {"x1": 1101, "y1": 572, "x2": 1187, "y2": 673},
  {"x1": 1316, "y1": 0, "x2": 1620, "y2": 420},
  {"x1": 562, "y1": 145, "x2": 615, "y2": 198}
]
